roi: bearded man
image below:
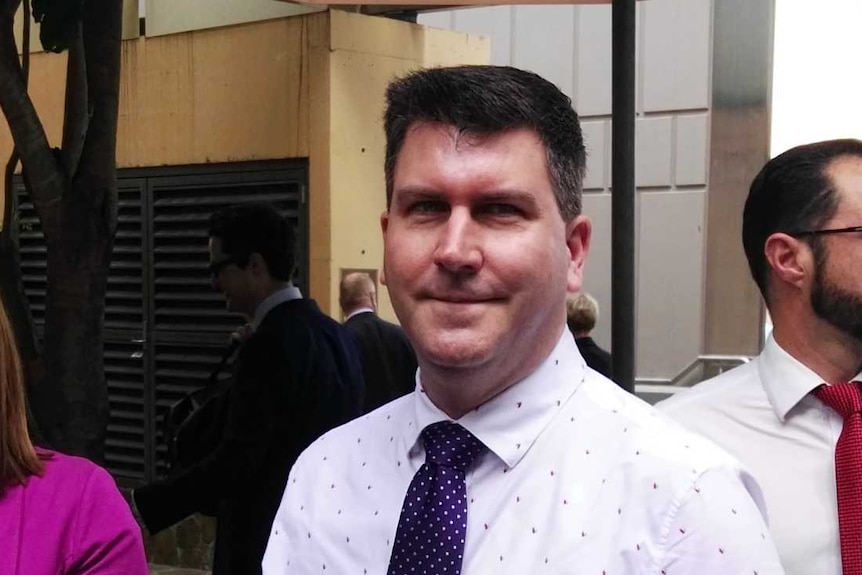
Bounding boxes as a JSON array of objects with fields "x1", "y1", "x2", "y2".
[{"x1": 661, "y1": 139, "x2": 862, "y2": 575}]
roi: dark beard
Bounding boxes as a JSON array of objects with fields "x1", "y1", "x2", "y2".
[{"x1": 811, "y1": 247, "x2": 862, "y2": 342}]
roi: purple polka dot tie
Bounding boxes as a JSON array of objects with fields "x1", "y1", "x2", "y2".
[{"x1": 387, "y1": 421, "x2": 486, "y2": 575}]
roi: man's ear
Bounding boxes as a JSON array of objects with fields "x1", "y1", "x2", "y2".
[
  {"x1": 566, "y1": 215, "x2": 592, "y2": 293},
  {"x1": 763, "y1": 232, "x2": 813, "y2": 291},
  {"x1": 380, "y1": 211, "x2": 389, "y2": 286},
  {"x1": 248, "y1": 252, "x2": 267, "y2": 277}
]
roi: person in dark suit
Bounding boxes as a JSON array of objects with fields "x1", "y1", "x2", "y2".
[
  {"x1": 566, "y1": 292, "x2": 613, "y2": 379},
  {"x1": 132, "y1": 203, "x2": 364, "y2": 575},
  {"x1": 340, "y1": 272, "x2": 417, "y2": 412}
]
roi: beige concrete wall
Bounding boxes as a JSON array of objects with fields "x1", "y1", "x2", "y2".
[
  {"x1": 0, "y1": 10, "x2": 488, "y2": 322},
  {"x1": 1, "y1": 15, "x2": 315, "y2": 225},
  {"x1": 145, "y1": 0, "x2": 323, "y2": 38},
  {"x1": 326, "y1": 11, "x2": 489, "y2": 321}
]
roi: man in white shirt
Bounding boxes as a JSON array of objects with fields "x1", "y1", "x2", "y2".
[
  {"x1": 660, "y1": 139, "x2": 862, "y2": 575},
  {"x1": 263, "y1": 65, "x2": 783, "y2": 575}
]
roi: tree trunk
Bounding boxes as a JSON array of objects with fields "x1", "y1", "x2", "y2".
[
  {"x1": 0, "y1": 0, "x2": 123, "y2": 462},
  {"x1": 39, "y1": 0, "x2": 122, "y2": 462},
  {"x1": 41, "y1": 197, "x2": 113, "y2": 458}
]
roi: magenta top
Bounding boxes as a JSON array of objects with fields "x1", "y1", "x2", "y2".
[{"x1": 0, "y1": 450, "x2": 148, "y2": 575}]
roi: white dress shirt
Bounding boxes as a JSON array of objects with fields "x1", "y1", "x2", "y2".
[
  {"x1": 345, "y1": 307, "x2": 375, "y2": 322},
  {"x1": 264, "y1": 331, "x2": 783, "y2": 575},
  {"x1": 253, "y1": 285, "x2": 302, "y2": 329},
  {"x1": 660, "y1": 334, "x2": 862, "y2": 575}
]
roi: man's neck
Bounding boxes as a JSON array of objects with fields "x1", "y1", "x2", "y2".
[
  {"x1": 773, "y1": 312, "x2": 862, "y2": 383},
  {"x1": 253, "y1": 282, "x2": 290, "y2": 307},
  {"x1": 248, "y1": 282, "x2": 294, "y2": 323}
]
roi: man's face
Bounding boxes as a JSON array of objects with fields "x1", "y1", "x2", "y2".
[
  {"x1": 809, "y1": 156, "x2": 862, "y2": 342},
  {"x1": 209, "y1": 237, "x2": 255, "y2": 318},
  {"x1": 381, "y1": 122, "x2": 590, "y2": 390}
]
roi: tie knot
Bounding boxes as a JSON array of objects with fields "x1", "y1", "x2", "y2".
[
  {"x1": 421, "y1": 422, "x2": 486, "y2": 471},
  {"x1": 816, "y1": 382, "x2": 862, "y2": 418}
]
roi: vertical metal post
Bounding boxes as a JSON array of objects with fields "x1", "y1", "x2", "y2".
[{"x1": 611, "y1": 0, "x2": 637, "y2": 393}]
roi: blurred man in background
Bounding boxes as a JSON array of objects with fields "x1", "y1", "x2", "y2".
[
  {"x1": 340, "y1": 272, "x2": 417, "y2": 412},
  {"x1": 566, "y1": 292, "x2": 612, "y2": 379}
]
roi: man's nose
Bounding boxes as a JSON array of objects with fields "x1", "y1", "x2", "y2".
[{"x1": 433, "y1": 209, "x2": 482, "y2": 274}]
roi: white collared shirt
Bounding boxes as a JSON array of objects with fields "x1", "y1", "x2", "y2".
[
  {"x1": 659, "y1": 334, "x2": 862, "y2": 575},
  {"x1": 253, "y1": 285, "x2": 302, "y2": 329},
  {"x1": 263, "y1": 332, "x2": 783, "y2": 575},
  {"x1": 344, "y1": 307, "x2": 375, "y2": 322}
]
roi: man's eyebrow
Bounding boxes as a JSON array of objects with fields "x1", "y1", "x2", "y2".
[
  {"x1": 394, "y1": 188, "x2": 539, "y2": 202},
  {"x1": 392, "y1": 188, "x2": 444, "y2": 203},
  {"x1": 478, "y1": 190, "x2": 539, "y2": 205}
]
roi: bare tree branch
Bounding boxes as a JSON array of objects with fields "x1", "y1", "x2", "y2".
[
  {"x1": 76, "y1": 0, "x2": 121, "y2": 220},
  {"x1": 0, "y1": 7, "x2": 65, "y2": 220},
  {"x1": 61, "y1": 22, "x2": 88, "y2": 179},
  {"x1": 0, "y1": 0, "x2": 23, "y2": 21}
]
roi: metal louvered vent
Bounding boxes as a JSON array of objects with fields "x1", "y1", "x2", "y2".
[
  {"x1": 15, "y1": 160, "x2": 309, "y2": 484},
  {"x1": 108, "y1": 180, "x2": 147, "y2": 330},
  {"x1": 104, "y1": 339, "x2": 147, "y2": 481},
  {"x1": 16, "y1": 181, "x2": 149, "y2": 484},
  {"x1": 16, "y1": 185, "x2": 46, "y2": 329}
]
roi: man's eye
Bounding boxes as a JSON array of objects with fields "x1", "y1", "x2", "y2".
[
  {"x1": 409, "y1": 201, "x2": 446, "y2": 214},
  {"x1": 482, "y1": 204, "x2": 522, "y2": 216}
]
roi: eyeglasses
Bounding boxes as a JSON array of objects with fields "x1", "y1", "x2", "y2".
[
  {"x1": 208, "y1": 257, "x2": 238, "y2": 276},
  {"x1": 787, "y1": 225, "x2": 862, "y2": 238}
]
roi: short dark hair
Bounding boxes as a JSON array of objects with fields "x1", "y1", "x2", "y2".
[
  {"x1": 208, "y1": 203, "x2": 296, "y2": 281},
  {"x1": 384, "y1": 65, "x2": 586, "y2": 221},
  {"x1": 743, "y1": 139, "x2": 862, "y2": 304}
]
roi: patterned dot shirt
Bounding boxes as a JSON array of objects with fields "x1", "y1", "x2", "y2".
[{"x1": 263, "y1": 332, "x2": 785, "y2": 575}]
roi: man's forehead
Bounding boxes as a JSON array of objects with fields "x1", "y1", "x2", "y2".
[
  {"x1": 404, "y1": 120, "x2": 535, "y2": 148},
  {"x1": 208, "y1": 237, "x2": 223, "y2": 255},
  {"x1": 826, "y1": 155, "x2": 862, "y2": 209},
  {"x1": 827, "y1": 155, "x2": 862, "y2": 185}
]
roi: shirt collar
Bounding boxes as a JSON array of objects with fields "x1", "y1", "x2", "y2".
[
  {"x1": 760, "y1": 333, "x2": 862, "y2": 421},
  {"x1": 253, "y1": 285, "x2": 302, "y2": 329},
  {"x1": 345, "y1": 307, "x2": 375, "y2": 321},
  {"x1": 407, "y1": 330, "x2": 587, "y2": 469}
]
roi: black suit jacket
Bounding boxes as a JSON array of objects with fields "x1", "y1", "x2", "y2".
[
  {"x1": 575, "y1": 336, "x2": 613, "y2": 380},
  {"x1": 345, "y1": 311, "x2": 417, "y2": 412},
  {"x1": 135, "y1": 299, "x2": 364, "y2": 575}
]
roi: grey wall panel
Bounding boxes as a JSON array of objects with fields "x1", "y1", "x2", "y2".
[
  {"x1": 642, "y1": 0, "x2": 711, "y2": 112},
  {"x1": 511, "y1": 5, "x2": 576, "y2": 97},
  {"x1": 635, "y1": 117, "x2": 673, "y2": 187},
  {"x1": 582, "y1": 120, "x2": 609, "y2": 191},
  {"x1": 637, "y1": 191, "x2": 706, "y2": 378},
  {"x1": 581, "y1": 193, "x2": 613, "y2": 350},
  {"x1": 575, "y1": 5, "x2": 614, "y2": 117},
  {"x1": 453, "y1": 7, "x2": 513, "y2": 66},
  {"x1": 675, "y1": 114, "x2": 709, "y2": 186}
]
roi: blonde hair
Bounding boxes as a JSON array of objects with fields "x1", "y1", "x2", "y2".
[
  {"x1": 0, "y1": 293, "x2": 42, "y2": 491},
  {"x1": 339, "y1": 272, "x2": 376, "y2": 312},
  {"x1": 566, "y1": 292, "x2": 599, "y2": 334}
]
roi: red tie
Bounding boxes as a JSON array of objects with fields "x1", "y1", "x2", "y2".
[{"x1": 816, "y1": 382, "x2": 862, "y2": 575}]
